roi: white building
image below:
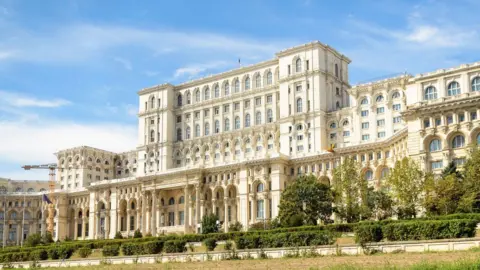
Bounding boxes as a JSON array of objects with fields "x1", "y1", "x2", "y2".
[{"x1": 2, "y1": 41, "x2": 480, "y2": 244}]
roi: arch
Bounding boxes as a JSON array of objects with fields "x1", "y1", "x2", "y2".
[
  {"x1": 226, "y1": 185, "x2": 238, "y2": 198},
  {"x1": 429, "y1": 138, "x2": 442, "y2": 152},
  {"x1": 329, "y1": 122, "x2": 337, "y2": 129},
  {"x1": 195, "y1": 124, "x2": 200, "y2": 137},
  {"x1": 375, "y1": 95, "x2": 384, "y2": 103},
  {"x1": 224, "y1": 118, "x2": 230, "y2": 131},
  {"x1": 214, "y1": 84, "x2": 220, "y2": 98},
  {"x1": 452, "y1": 134, "x2": 465, "y2": 149},
  {"x1": 214, "y1": 120, "x2": 220, "y2": 134},
  {"x1": 360, "y1": 97, "x2": 369, "y2": 105},
  {"x1": 15, "y1": 187, "x2": 22, "y2": 192},
  {"x1": 185, "y1": 126, "x2": 191, "y2": 140},
  {"x1": 380, "y1": 167, "x2": 389, "y2": 179},
  {"x1": 204, "y1": 86, "x2": 210, "y2": 100},
  {"x1": 178, "y1": 196, "x2": 185, "y2": 204},
  {"x1": 266, "y1": 71, "x2": 273, "y2": 85},
  {"x1": 342, "y1": 119, "x2": 349, "y2": 126},
  {"x1": 391, "y1": 91, "x2": 401, "y2": 99},
  {"x1": 255, "y1": 73, "x2": 261, "y2": 88},
  {"x1": 27, "y1": 188, "x2": 34, "y2": 193},
  {"x1": 244, "y1": 76, "x2": 251, "y2": 90},
  {"x1": 295, "y1": 58, "x2": 302, "y2": 72},
  {"x1": 245, "y1": 114, "x2": 251, "y2": 127},
  {"x1": 213, "y1": 186, "x2": 224, "y2": 200},
  {"x1": 185, "y1": 91, "x2": 191, "y2": 105},
  {"x1": 255, "y1": 111, "x2": 262, "y2": 125},
  {"x1": 39, "y1": 188, "x2": 46, "y2": 192},
  {"x1": 204, "y1": 122, "x2": 210, "y2": 136},
  {"x1": 267, "y1": 109, "x2": 273, "y2": 123},
  {"x1": 168, "y1": 197, "x2": 175, "y2": 205},
  {"x1": 234, "y1": 78, "x2": 240, "y2": 93},
  {"x1": 235, "y1": 116, "x2": 241, "y2": 129},
  {"x1": 255, "y1": 181, "x2": 265, "y2": 193},
  {"x1": 472, "y1": 76, "x2": 480, "y2": 91},
  {"x1": 195, "y1": 89, "x2": 201, "y2": 102},
  {"x1": 447, "y1": 81, "x2": 461, "y2": 96},
  {"x1": 296, "y1": 98, "x2": 303, "y2": 113},
  {"x1": 363, "y1": 169, "x2": 374, "y2": 181},
  {"x1": 177, "y1": 94, "x2": 183, "y2": 106},
  {"x1": 318, "y1": 176, "x2": 330, "y2": 186},
  {"x1": 224, "y1": 81, "x2": 230, "y2": 96},
  {"x1": 424, "y1": 86, "x2": 437, "y2": 100},
  {"x1": 150, "y1": 95, "x2": 155, "y2": 109}
]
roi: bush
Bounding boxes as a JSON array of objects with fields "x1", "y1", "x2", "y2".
[
  {"x1": 47, "y1": 247, "x2": 60, "y2": 260},
  {"x1": 202, "y1": 213, "x2": 220, "y2": 234},
  {"x1": 228, "y1": 221, "x2": 243, "y2": 232},
  {"x1": 164, "y1": 240, "x2": 187, "y2": 253},
  {"x1": 57, "y1": 245, "x2": 75, "y2": 259},
  {"x1": 42, "y1": 232, "x2": 54, "y2": 244},
  {"x1": 25, "y1": 233, "x2": 43, "y2": 247},
  {"x1": 121, "y1": 242, "x2": 142, "y2": 256},
  {"x1": 102, "y1": 245, "x2": 120, "y2": 257},
  {"x1": 114, "y1": 231, "x2": 123, "y2": 239},
  {"x1": 142, "y1": 240, "x2": 163, "y2": 254},
  {"x1": 203, "y1": 238, "x2": 217, "y2": 251},
  {"x1": 77, "y1": 247, "x2": 92, "y2": 258},
  {"x1": 234, "y1": 230, "x2": 336, "y2": 250},
  {"x1": 355, "y1": 224, "x2": 383, "y2": 244},
  {"x1": 30, "y1": 249, "x2": 48, "y2": 261},
  {"x1": 133, "y1": 229, "x2": 143, "y2": 238}
]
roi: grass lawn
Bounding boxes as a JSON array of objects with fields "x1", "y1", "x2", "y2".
[{"x1": 37, "y1": 249, "x2": 480, "y2": 270}]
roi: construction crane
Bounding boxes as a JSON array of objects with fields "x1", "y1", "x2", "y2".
[{"x1": 22, "y1": 163, "x2": 57, "y2": 235}]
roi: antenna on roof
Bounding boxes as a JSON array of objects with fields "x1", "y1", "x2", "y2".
[{"x1": 238, "y1": 58, "x2": 241, "y2": 67}]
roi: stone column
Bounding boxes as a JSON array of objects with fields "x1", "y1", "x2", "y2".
[
  {"x1": 141, "y1": 195, "x2": 146, "y2": 234},
  {"x1": 88, "y1": 193, "x2": 96, "y2": 240},
  {"x1": 109, "y1": 188, "x2": 118, "y2": 239},
  {"x1": 136, "y1": 207, "x2": 141, "y2": 232},
  {"x1": 117, "y1": 211, "x2": 122, "y2": 232},
  {"x1": 81, "y1": 217, "x2": 87, "y2": 240},
  {"x1": 195, "y1": 186, "x2": 200, "y2": 229},
  {"x1": 265, "y1": 196, "x2": 270, "y2": 220},
  {"x1": 151, "y1": 191, "x2": 157, "y2": 236},
  {"x1": 224, "y1": 200, "x2": 229, "y2": 232},
  {"x1": 184, "y1": 186, "x2": 190, "y2": 232},
  {"x1": 73, "y1": 218, "x2": 78, "y2": 240},
  {"x1": 126, "y1": 212, "x2": 130, "y2": 237},
  {"x1": 105, "y1": 214, "x2": 110, "y2": 239}
]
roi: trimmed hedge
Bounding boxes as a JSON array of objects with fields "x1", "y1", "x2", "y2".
[
  {"x1": 164, "y1": 240, "x2": 187, "y2": 253},
  {"x1": 203, "y1": 238, "x2": 217, "y2": 251},
  {"x1": 77, "y1": 247, "x2": 92, "y2": 258},
  {"x1": 122, "y1": 240, "x2": 163, "y2": 255},
  {"x1": 235, "y1": 230, "x2": 336, "y2": 249},
  {"x1": 30, "y1": 249, "x2": 48, "y2": 261},
  {"x1": 102, "y1": 244, "x2": 120, "y2": 257},
  {"x1": 355, "y1": 224, "x2": 383, "y2": 244}
]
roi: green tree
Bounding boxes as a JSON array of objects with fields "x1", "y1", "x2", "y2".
[
  {"x1": 385, "y1": 157, "x2": 424, "y2": 219},
  {"x1": 366, "y1": 187, "x2": 394, "y2": 220},
  {"x1": 424, "y1": 173, "x2": 464, "y2": 215},
  {"x1": 441, "y1": 161, "x2": 463, "y2": 179},
  {"x1": 457, "y1": 147, "x2": 480, "y2": 212},
  {"x1": 201, "y1": 213, "x2": 220, "y2": 234},
  {"x1": 25, "y1": 233, "x2": 42, "y2": 247},
  {"x1": 278, "y1": 174, "x2": 333, "y2": 226},
  {"x1": 332, "y1": 157, "x2": 368, "y2": 223},
  {"x1": 42, "y1": 231, "x2": 54, "y2": 244}
]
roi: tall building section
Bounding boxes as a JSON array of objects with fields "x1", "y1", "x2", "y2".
[{"x1": 2, "y1": 41, "x2": 480, "y2": 244}]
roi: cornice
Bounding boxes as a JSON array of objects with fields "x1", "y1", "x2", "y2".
[
  {"x1": 411, "y1": 61, "x2": 480, "y2": 82},
  {"x1": 403, "y1": 94, "x2": 480, "y2": 117},
  {"x1": 349, "y1": 75, "x2": 410, "y2": 97},
  {"x1": 137, "y1": 83, "x2": 175, "y2": 96},
  {"x1": 275, "y1": 41, "x2": 351, "y2": 63}
]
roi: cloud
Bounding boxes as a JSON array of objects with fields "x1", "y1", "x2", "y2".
[
  {"x1": 113, "y1": 57, "x2": 132, "y2": 70},
  {"x1": 0, "y1": 90, "x2": 71, "y2": 108},
  {"x1": 174, "y1": 61, "x2": 229, "y2": 79}
]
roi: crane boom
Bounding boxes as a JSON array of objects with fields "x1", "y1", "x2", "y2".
[{"x1": 21, "y1": 163, "x2": 57, "y2": 235}]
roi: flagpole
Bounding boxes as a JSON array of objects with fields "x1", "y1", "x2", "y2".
[
  {"x1": 21, "y1": 182, "x2": 26, "y2": 247},
  {"x1": 3, "y1": 191, "x2": 6, "y2": 249}
]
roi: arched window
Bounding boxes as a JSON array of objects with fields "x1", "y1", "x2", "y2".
[
  {"x1": 185, "y1": 126, "x2": 191, "y2": 140},
  {"x1": 177, "y1": 94, "x2": 182, "y2": 106},
  {"x1": 204, "y1": 87, "x2": 210, "y2": 100},
  {"x1": 360, "y1": 98, "x2": 369, "y2": 105},
  {"x1": 447, "y1": 81, "x2": 461, "y2": 96},
  {"x1": 176, "y1": 128, "x2": 182, "y2": 141},
  {"x1": 336, "y1": 101, "x2": 340, "y2": 109},
  {"x1": 424, "y1": 86, "x2": 437, "y2": 100},
  {"x1": 429, "y1": 139, "x2": 441, "y2": 152},
  {"x1": 296, "y1": 98, "x2": 303, "y2": 113},
  {"x1": 224, "y1": 118, "x2": 230, "y2": 131},
  {"x1": 267, "y1": 72, "x2": 273, "y2": 85},
  {"x1": 343, "y1": 120, "x2": 349, "y2": 126},
  {"x1": 178, "y1": 196, "x2": 185, "y2": 204},
  {"x1": 186, "y1": 92, "x2": 191, "y2": 104},
  {"x1": 150, "y1": 130, "x2": 155, "y2": 142},
  {"x1": 392, "y1": 91, "x2": 401, "y2": 99},
  {"x1": 39, "y1": 188, "x2": 46, "y2": 192},
  {"x1": 235, "y1": 117, "x2": 240, "y2": 129},
  {"x1": 195, "y1": 90, "x2": 200, "y2": 102},
  {"x1": 168, "y1": 197, "x2": 175, "y2": 205},
  {"x1": 195, "y1": 124, "x2": 200, "y2": 137},
  {"x1": 204, "y1": 123, "x2": 210, "y2": 136},
  {"x1": 150, "y1": 96, "x2": 155, "y2": 109},
  {"x1": 245, "y1": 114, "x2": 251, "y2": 127},
  {"x1": 234, "y1": 79, "x2": 240, "y2": 93},
  {"x1": 477, "y1": 133, "x2": 480, "y2": 145},
  {"x1": 255, "y1": 112, "x2": 262, "y2": 125},
  {"x1": 472, "y1": 77, "x2": 480, "y2": 91},
  {"x1": 11, "y1": 211, "x2": 17, "y2": 219},
  {"x1": 364, "y1": 170, "x2": 373, "y2": 181},
  {"x1": 335, "y1": 64, "x2": 339, "y2": 77},
  {"x1": 214, "y1": 120, "x2": 220, "y2": 133},
  {"x1": 224, "y1": 82, "x2": 230, "y2": 96},
  {"x1": 330, "y1": 122, "x2": 336, "y2": 129},
  {"x1": 267, "y1": 109, "x2": 273, "y2": 123},
  {"x1": 255, "y1": 74, "x2": 261, "y2": 88},
  {"x1": 381, "y1": 168, "x2": 389, "y2": 179},
  {"x1": 131, "y1": 202, "x2": 136, "y2": 210},
  {"x1": 214, "y1": 85, "x2": 220, "y2": 98},
  {"x1": 295, "y1": 58, "x2": 302, "y2": 72},
  {"x1": 452, "y1": 135, "x2": 465, "y2": 149},
  {"x1": 376, "y1": 95, "x2": 384, "y2": 102},
  {"x1": 257, "y1": 183, "x2": 264, "y2": 192},
  {"x1": 245, "y1": 77, "x2": 250, "y2": 90}
]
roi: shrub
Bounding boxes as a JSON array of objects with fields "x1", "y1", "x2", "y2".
[
  {"x1": 202, "y1": 213, "x2": 220, "y2": 234},
  {"x1": 225, "y1": 241, "x2": 233, "y2": 251},
  {"x1": 57, "y1": 245, "x2": 75, "y2": 259},
  {"x1": 228, "y1": 221, "x2": 243, "y2": 232},
  {"x1": 133, "y1": 229, "x2": 143, "y2": 238},
  {"x1": 102, "y1": 245, "x2": 120, "y2": 257},
  {"x1": 355, "y1": 224, "x2": 383, "y2": 244},
  {"x1": 47, "y1": 247, "x2": 60, "y2": 260},
  {"x1": 203, "y1": 238, "x2": 217, "y2": 251},
  {"x1": 234, "y1": 230, "x2": 335, "y2": 250},
  {"x1": 42, "y1": 232, "x2": 54, "y2": 244},
  {"x1": 77, "y1": 247, "x2": 92, "y2": 258},
  {"x1": 114, "y1": 231, "x2": 123, "y2": 239},
  {"x1": 30, "y1": 249, "x2": 48, "y2": 261},
  {"x1": 25, "y1": 233, "x2": 43, "y2": 247},
  {"x1": 121, "y1": 242, "x2": 141, "y2": 256},
  {"x1": 142, "y1": 240, "x2": 163, "y2": 254},
  {"x1": 164, "y1": 240, "x2": 187, "y2": 253}
]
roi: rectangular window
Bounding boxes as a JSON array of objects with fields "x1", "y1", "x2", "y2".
[
  {"x1": 257, "y1": 199, "x2": 265, "y2": 219},
  {"x1": 224, "y1": 105, "x2": 229, "y2": 113},
  {"x1": 393, "y1": 104, "x2": 401, "y2": 111},
  {"x1": 297, "y1": 145, "x2": 304, "y2": 151},
  {"x1": 378, "y1": 132, "x2": 386, "y2": 138},
  {"x1": 255, "y1": 97, "x2": 261, "y2": 106},
  {"x1": 244, "y1": 100, "x2": 250, "y2": 109},
  {"x1": 431, "y1": 160, "x2": 443, "y2": 170},
  {"x1": 377, "y1": 119, "x2": 385, "y2": 126},
  {"x1": 168, "y1": 212, "x2": 175, "y2": 226},
  {"x1": 453, "y1": 158, "x2": 466, "y2": 166},
  {"x1": 459, "y1": 114, "x2": 465, "y2": 122},
  {"x1": 306, "y1": 60, "x2": 309, "y2": 70},
  {"x1": 330, "y1": 133, "x2": 337, "y2": 139},
  {"x1": 377, "y1": 152, "x2": 382, "y2": 159},
  {"x1": 377, "y1": 107, "x2": 385, "y2": 114},
  {"x1": 267, "y1": 95, "x2": 272, "y2": 104},
  {"x1": 179, "y1": 211, "x2": 185, "y2": 225},
  {"x1": 362, "y1": 122, "x2": 369, "y2": 129},
  {"x1": 393, "y1": 116, "x2": 401, "y2": 123},
  {"x1": 361, "y1": 110, "x2": 369, "y2": 117},
  {"x1": 362, "y1": 134, "x2": 370, "y2": 141},
  {"x1": 435, "y1": 118, "x2": 441, "y2": 126},
  {"x1": 471, "y1": 111, "x2": 477, "y2": 120},
  {"x1": 214, "y1": 107, "x2": 219, "y2": 115},
  {"x1": 297, "y1": 135, "x2": 303, "y2": 140},
  {"x1": 176, "y1": 116, "x2": 182, "y2": 123},
  {"x1": 130, "y1": 216, "x2": 135, "y2": 230},
  {"x1": 424, "y1": 119, "x2": 430, "y2": 128},
  {"x1": 296, "y1": 85, "x2": 302, "y2": 92},
  {"x1": 343, "y1": 131, "x2": 350, "y2": 137},
  {"x1": 447, "y1": 115, "x2": 453, "y2": 124},
  {"x1": 234, "y1": 103, "x2": 240, "y2": 111}
]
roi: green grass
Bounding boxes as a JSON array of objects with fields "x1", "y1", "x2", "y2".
[{"x1": 323, "y1": 259, "x2": 480, "y2": 270}]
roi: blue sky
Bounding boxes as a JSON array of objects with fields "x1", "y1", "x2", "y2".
[{"x1": 1, "y1": 0, "x2": 479, "y2": 180}]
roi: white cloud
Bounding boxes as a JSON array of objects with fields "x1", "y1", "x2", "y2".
[
  {"x1": 113, "y1": 57, "x2": 132, "y2": 70},
  {"x1": 174, "y1": 61, "x2": 229, "y2": 79},
  {"x1": 0, "y1": 90, "x2": 71, "y2": 108}
]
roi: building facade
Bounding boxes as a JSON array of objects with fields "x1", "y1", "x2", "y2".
[{"x1": 2, "y1": 41, "x2": 480, "y2": 244}]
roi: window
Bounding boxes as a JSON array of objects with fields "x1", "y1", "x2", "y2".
[
  {"x1": 362, "y1": 134, "x2": 370, "y2": 141},
  {"x1": 471, "y1": 111, "x2": 477, "y2": 120},
  {"x1": 179, "y1": 211, "x2": 185, "y2": 225},
  {"x1": 330, "y1": 133, "x2": 336, "y2": 139},
  {"x1": 186, "y1": 92, "x2": 191, "y2": 104},
  {"x1": 452, "y1": 135, "x2": 465, "y2": 148},
  {"x1": 234, "y1": 102, "x2": 240, "y2": 111},
  {"x1": 392, "y1": 91, "x2": 401, "y2": 99},
  {"x1": 214, "y1": 120, "x2": 220, "y2": 133},
  {"x1": 393, "y1": 104, "x2": 401, "y2": 111},
  {"x1": 424, "y1": 86, "x2": 437, "y2": 100},
  {"x1": 447, "y1": 81, "x2": 461, "y2": 96},
  {"x1": 267, "y1": 109, "x2": 273, "y2": 123},
  {"x1": 267, "y1": 72, "x2": 273, "y2": 85},
  {"x1": 195, "y1": 125, "x2": 200, "y2": 137},
  {"x1": 224, "y1": 118, "x2": 230, "y2": 131},
  {"x1": 435, "y1": 118, "x2": 441, "y2": 126},
  {"x1": 453, "y1": 158, "x2": 466, "y2": 166},
  {"x1": 234, "y1": 79, "x2": 240, "y2": 93},
  {"x1": 296, "y1": 98, "x2": 303, "y2": 113},
  {"x1": 431, "y1": 161, "x2": 443, "y2": 170},
  {"x1": 245, "y1": 77, "x2": 251, "y2": 90},
  {"x1": 223, "y1": 105, "x2": 229, "y2": 113},
  {"x1": 296, "y1": 85, "x2": 302, "y2": 92},
  {"x1": 424, "y1": 119, "x2": 430, "y2": 128},
  {"x1": 204, "y1": 109, "x2": 209, "y2": 117},
  {"x1": 204, "y1": 123, "x2": 210, "y2": 136},
  {"x1": 297, "y1": 135, "x2": 304, "y2": 140},
  {"x1": 477, "y1": 133, "x2": 480, "y2": 145},
  {"x1": 360, "y1": 98, "x2": 369, "y2": 105},
  {"x1": 378, "y1": 132, "x2": 386, "y2": 138},
  {"x1": 376, "y1": 95, "x2": 384, "y2": 102},
  {"x1": 256, "y1": 183, "x2": 264, "y2": 193},
  {"x1": 244, "y1": 100, "x2": 250, "y2": 109},
  {"x1": 245, "y1": 114, "x2": 251, "y2": 127},
  {"x1": 255, "y1": 97, "x2": 261, "y2": 106},
  {"x1": 343, "y1": 131, "x2": 350, "y2": 137},
  {"x1": 255, "y1": 74, "x2": 261, "y2": 88},
  {"x1": 214, "y1": 85, "x2": 220, "y2": 98},
  {"x1": 195, "y1": 90, "x2": 200, "y2": 102},
  {"x1": 204, "y1": 87, "x2": 210, "y2": 100},
  {"x1": 266, "y1": 95, "x2": 272, "y2": 104},
  {"x1": 297, "y1": 145, "x2": 304, "y2": 151},
  {"x1": 459, "y1": 113, "x2": 465, "y2": 122},
  {"x1": 361, "y1": 110, "x2": 369, "y2": 117},
  {"x1": 330, "y1": 122, "x2": 337, "y2": 129},
  {"x1": 343, "y1": 120, "x2": 349, "y2": 126},
  {"x1": 295, "y1": 58, "x2": 302, "y2": 72},
  {"x1": 393, "y1": 116, "x2": 401, "y2": 123},
  {"x1": 364, "y1": 170, "x2": 373, "y2": 181},
  {"x1": 185, "y1": 127, "x2": 191, "y2": 139},
  {"x1": 255, "y1": 112, "x2": 262, "y2": 125},
  {"x1": 214, "y1": 107, "x2": 219, "y2": 115},
  {"x1": 256, "y1": 200, "x2": 264, "y2": 219},
  {"x1": 176, "y1": 128, "x2": 182, "y2": 141},
  {"x1": 472, "y1": 77, "x2": 480, "y2": 91},
  {"x1": 377, "y1": 119, "x2": 385, "y2": 126},
  {"x1": 235, "y1": 117, "x2": 240, "y2": 129},
  {"x1": 447, "y1": 115, "x2": 453, "y2": 124},
  {"x1": 224, "y1": 82, "x2": 230, "y2": 96},
  {"x1": 362, "y1": 122, "x2": 369, "y2": 129},
  {"x1": 377, "y1": 107, "x2": 385, "y2": 114}
]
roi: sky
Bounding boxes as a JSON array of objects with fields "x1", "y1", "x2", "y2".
[{"x1": 1, "y1": 0, "x2": 479, "y2": 180}]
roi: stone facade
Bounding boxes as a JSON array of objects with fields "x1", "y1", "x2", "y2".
[{"x1": 2, "y1": 41, "x2": 480, "y2": 244}]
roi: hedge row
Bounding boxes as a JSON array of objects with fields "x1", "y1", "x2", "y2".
[
  {"x1": 0, "y1": 245, "x2": 75, "y2": 263},
  {"x1": 121, "y1": 240, "x2": 163, "y2": 256},
  {"x1": 235, "y1": 230, "x2": 336, "y2": 249},
  {"x1": 355, "y1": 219, "x2": 477, "y2": 244}
]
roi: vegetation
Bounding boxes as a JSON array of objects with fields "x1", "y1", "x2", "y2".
[
  {"x1": 102, "y1": 245, "x2": 120, "y2": 257},
  {"x1": 77, "y1": 247, "x2": 92, "y2": 258},
  {"x1": 201, "y1": 213, "x2": 220, "y2": 234},
  {"x1": 203, "y1": 238, "x2": 217, "y2": 251},
  {"x1": 114, "y1": 231, "x2": 123, "y2": 239},
  {"x1": 278, "y1": 175, "x2": 333, "y2": 226},
  {"x1": 133, "y1": 229, "x2": 142, "y2": 238},
  {"x1": 228, "y1": 221, "x2": 243, "y2": 232}
]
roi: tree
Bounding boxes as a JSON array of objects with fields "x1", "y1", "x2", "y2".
[
  {"x1": 114, "y1": 231, "x2": 123, "y2": 239},
  {"x1": 457, "y1": 147, "x2": 480, "y2": 213},
  {"x1": 42, "y1": 231, "x2": 54, "y2": 244},
  {"x1": 278, "y1": 174, "x2": 333, "y2": 227},
  {"x1": 366, "y1": 187, "x2": 394, "y2": 220},
  {"x1": 201, "y1": 213, "x2": 220, "y2": 234},
  {"x1": 441, "y1": 161, "x2": 463, "y2": 179},
  {"x1": 385, "y1": 157, "x2": 424, "y2": 219},
  {"x1": 25, "y1": 233, "x2": 42, "y2": 247},
  {"x1": 133, "y1": 229, "x2": 142, "y2": 238},
  {"x1": 424, "y1": 173, "x2": 464, "y2": 215},
  {"x1": 332, "y1": 157, "x2": 368, "y2": 223}
]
